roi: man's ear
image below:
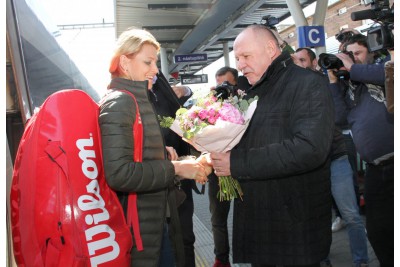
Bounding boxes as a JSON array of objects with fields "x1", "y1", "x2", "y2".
[
  {"x1": 312, "y1": 58, "x2": 318, "y2": 69},
  {"x1": 266, "y1": 40, "x2": 278, "y2": 58}
]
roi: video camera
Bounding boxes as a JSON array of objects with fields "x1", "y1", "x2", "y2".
[
  {"x1": 261, "y1": 15, "x2": 279, "y2": 30},
  {"x1": 350, "y1": 0, "x2": 394, "y2": 52},
  {"x1": 318, "y1": 52, "x2": 355, "y2": 80},
  {"x1": 214, "y1": 81, "x2": 237, "y2": 100}
]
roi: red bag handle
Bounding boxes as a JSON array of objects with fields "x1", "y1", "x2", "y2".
[{"x1": 118, "y1": 90, "x2": 143, "y2": 251}]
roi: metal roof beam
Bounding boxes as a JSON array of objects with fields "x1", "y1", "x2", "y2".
[
  {"x1": 148, "y1": 3, "x2": 211, "y2": 10},
  {"x1": 143, "y1": 25, "x2": 194, "y2": 30}
]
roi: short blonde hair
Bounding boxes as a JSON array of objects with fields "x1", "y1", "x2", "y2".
[{"x1": 109, "y1": 28, "x2": 160, "y2": 78}]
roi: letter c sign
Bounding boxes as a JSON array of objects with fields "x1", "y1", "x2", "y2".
[{"x1": 297, "y1": 26, "x2": 326, "y2": 48}]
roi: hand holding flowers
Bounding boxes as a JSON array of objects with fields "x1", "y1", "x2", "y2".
[{"x1": 160, "y1": 90, "x2": 258, "y2": 201}]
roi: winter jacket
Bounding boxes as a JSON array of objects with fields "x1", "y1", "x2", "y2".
[
  {"x1": 230, "y1": 52, "x2": 334, "y2": 265},
  {"x1": 98, "y1": 78, "x2": 184, "y2": 267}
]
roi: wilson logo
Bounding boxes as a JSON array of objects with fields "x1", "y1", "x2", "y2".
[{"x1": 76, "y1": 134, "x2": 120, "y2": 266}]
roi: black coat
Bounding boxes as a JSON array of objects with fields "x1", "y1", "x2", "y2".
[{"x1": 230, "y1": 52, "x2": 334, "y2": 265}]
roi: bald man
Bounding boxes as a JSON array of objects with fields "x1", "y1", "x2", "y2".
[{"x1": 210, "y1": 25, "x2": 335, "y2": 267}]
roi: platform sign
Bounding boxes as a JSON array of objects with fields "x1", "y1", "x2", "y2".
[
  {"x1": 174, "y1": 54, "x2": 208, "y2": 63},
  {"x1": 180, "y1": 74, "x2": 208, "y2": 85},
  {"x1": 298, "y1": 26, "x2": 325, "y2": 47}
]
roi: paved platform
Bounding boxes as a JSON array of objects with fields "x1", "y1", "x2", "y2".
[{"x1": 192, "y1": 185, "x2": 378, "y2": 267}]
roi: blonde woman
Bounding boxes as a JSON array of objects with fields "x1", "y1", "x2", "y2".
[{"x1": 99, "y1": 28, "x2": 208, "y2": 267}]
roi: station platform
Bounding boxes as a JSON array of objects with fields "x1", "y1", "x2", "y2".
[{"x1": 192, "y1": 185, "x2": 378, "y2": 267}]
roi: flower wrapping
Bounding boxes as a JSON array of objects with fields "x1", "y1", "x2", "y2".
[
  {"x1": 170, "y1": 100, "x2": 257, "y2": 153},
  {"x1": 163, "y1": 91, "x2": 258, "y2": 201}
]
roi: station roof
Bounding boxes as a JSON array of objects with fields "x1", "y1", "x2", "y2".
[{"x1": 114, "y1": 0, "x2": 317, "y2": 77}]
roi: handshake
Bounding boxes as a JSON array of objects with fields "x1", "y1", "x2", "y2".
[{"x1": 167, "y1": 146, "x2": 213, "y2": 185}]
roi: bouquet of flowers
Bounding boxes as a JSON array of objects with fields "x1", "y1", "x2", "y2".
[{"x1": 160, "y1": 89, "x2": 258, "y2": 201}]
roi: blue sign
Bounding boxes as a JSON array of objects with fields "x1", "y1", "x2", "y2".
[
  {"x1": 297, "y1": 26, "x2": 325, "y2": 48},
  {"x1": 174, "y1": 53, "x2": 208, "y2": 63}
]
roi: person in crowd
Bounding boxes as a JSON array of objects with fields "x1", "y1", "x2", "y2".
[
  {"x1": 293, "y1": 47, "x2": 361, "y2": 233},
  {"x1": 98, "y1": 28, "x2": 208, "y2": 267},
  {"x1": 208, "y1": 66, "x2": 239, "y2": 267},
  {"x1": 335, "y1": 28, "x2": 360, "y2": 52},
  {"x1": 293, "y1": 47, "x2": 369, "y2": 267},
  {"x1": 327, "y1": 34, "x2": 394, "y2": 266},
  {"x1": 210, "y1": 24, "x2": 335, "y2": 267},
  {"x1": 151, "y1": 70, "x2": 202, "y2": 267},
  {"x1": 215, "y1": 66, "x2": 238, "y2": 86}
]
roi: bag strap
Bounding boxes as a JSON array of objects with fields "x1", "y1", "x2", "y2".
[{"x1": 118, "y1": 89, "x2": 144, "y2": 251}]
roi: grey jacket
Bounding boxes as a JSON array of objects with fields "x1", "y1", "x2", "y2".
[{"x1": 99, "y1": 78, "x2": 184, "y2": 267}]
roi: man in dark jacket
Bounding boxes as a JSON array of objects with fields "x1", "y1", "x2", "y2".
[
  {"x1": 210, "y1": 25, "x2": 334, "y2": 266},
  {"x1": 151, "y1": 71, "x2": 198, "y2": 267},
  {"x1": 328, "y1": 34, "x2": 393, "y2": 266}
]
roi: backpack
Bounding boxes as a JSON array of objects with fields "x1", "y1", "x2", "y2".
[{"x1": 10, "y1": 89, "x2": 133, "y2": 267}]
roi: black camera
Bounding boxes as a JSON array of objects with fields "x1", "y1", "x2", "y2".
[
  {"x1": 261, "y1": 15, "x2": 279, "y2": 30},
  {"x1": 351, "y1": 0, "x2": 394, "y2": 52},
  {"x1": 318, "y1": 53, "x2": 345, "y2": 69},
  {"x1": 318, "y1": 53, "x2": 355, "y2": 80},
  {"x1": 335, "y1": 31, "x2": 356, "y2": 43},
  {"x1": 214, "y1": 81, "x2": 237, "y2": 100}
]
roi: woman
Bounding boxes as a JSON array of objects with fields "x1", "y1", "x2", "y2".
[{"x1": 99, "y1": 28, "x2": 208, "y2": 267}]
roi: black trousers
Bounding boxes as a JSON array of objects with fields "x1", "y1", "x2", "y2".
[
  {"x1": 178, "y1": 180, "x2": 196, "y2": 267},
  {"x1": 208, "y1": 173, "x2": 231, "y2": 263},
  {"x1": 364, "y1": 161, "x2": 394, "y2": 266}
]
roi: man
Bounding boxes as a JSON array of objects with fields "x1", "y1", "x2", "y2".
[
  {"x1": 292, "y1": 47, "x2": 318, "y2": 70},
  {"x1": 208, "y1": 66, "x2": 239, "y2": 267},
  {"x1": 151, "y1": 71, "x2": 197, "y2": 267},
  {"x1": 328, "y1": 34, "x2": 393, "y2": 266},
  {"x1": 293, "y1": 48, "x2": 369, "y2": 267},
  {"x1": 215, "y1": 66, "x2": 238, "y2": 86},
  {"x1": 210, "y1": 25, "x2": 334, "y2": 266}
]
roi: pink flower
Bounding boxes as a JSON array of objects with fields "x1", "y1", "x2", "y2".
[
  {"x1": 219, "y1": 103, "x2": 245, "y2": 124},
  {"x1": 198, "y1": 109, "x2": 208, "y2": 120}
]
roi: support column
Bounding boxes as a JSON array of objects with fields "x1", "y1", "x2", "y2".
[
  {"x1": 285, "y1": 0, "x2": 308, "y2": 26},
  {"x1": 223, "y1": 42, "x2": 230, "y2": 66},
  {"x1": 313, "y1": 0, "x2": 329, "y2": 56},
  {"x1": 160, "y1": 47, "x2": 169, "y2": 79}
]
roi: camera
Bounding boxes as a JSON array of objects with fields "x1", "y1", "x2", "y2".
[
  {"x1": 318, "y1": 52, "x2": 354, "y2": 70},
  {"x1": 214, "y1": 81, "x2": 237, "y2": 100},
  {"x1": 318, "y1": 52, "x2": 355, "y2": 80},
  {"x1": 351, "y1": 0, "x2": 394, "y2": 52},
  {"x1": 318, "y1": 53, "x2": 345, "y2": 69},
  {"x1": 335, "y1": 31, "x2": 356, "y2": 43},
  {"x1": 261, "y1": 15, "x2": 279, "y2": 30}
]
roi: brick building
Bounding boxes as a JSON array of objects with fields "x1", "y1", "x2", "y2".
[{"x1": 278, "y1": 0, "x2": 394, "y2": 51}]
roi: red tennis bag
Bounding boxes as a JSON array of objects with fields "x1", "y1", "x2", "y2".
[{"x1": 10, "y1": 89, "x2": 133, "y2": 267}]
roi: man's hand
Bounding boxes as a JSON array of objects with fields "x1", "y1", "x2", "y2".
[
  {"x1": 327, "y1": 69, "x2": 338, "y2": 84},
  {"x1": 172, "y1": 86, "x2": 191, "y2": 98},
  {"x1": 196, "y1": 153, "x2": 213, "y2": 176},
  {"x1": 335, "y1": 53, "x2": 354, "y2": 71},
  {"x1": 210, "y1": 152, "x2": 231, "y2": 176},
  {"x1": 166, "y1": 146, "x2": 178, "y2": 160}
]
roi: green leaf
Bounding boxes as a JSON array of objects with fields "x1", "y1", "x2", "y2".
[{"x1": 158, "y1": 115, "x2": 175, "y2": 128}]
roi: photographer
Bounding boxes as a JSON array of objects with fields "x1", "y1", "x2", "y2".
[
  {"x1": 327, "y1": 34, "x2": 394, "y2": 266},
  {"x1": 334, "y1": 34, "x2": 390, "y2": 87},
  {"x1": 212, "y1": 66, "x2": 251, "y2": 100},
  {"x1": 293, "y1": 48, "x2": 369, "y2": 267},
  {"x1": 208, "y1": 66, "x2": 251, "y2": 267}
]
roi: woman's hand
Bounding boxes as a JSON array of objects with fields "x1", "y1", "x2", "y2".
[
  {"x1": 166, "y1": 146, "x2": 178, "y2": 160},
  {"x1": 196, "y1": 153, "x2": 213, "y2": 176},
  {"x1": 172, "y1": 159, "x2": 208, "y2": 184}
]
